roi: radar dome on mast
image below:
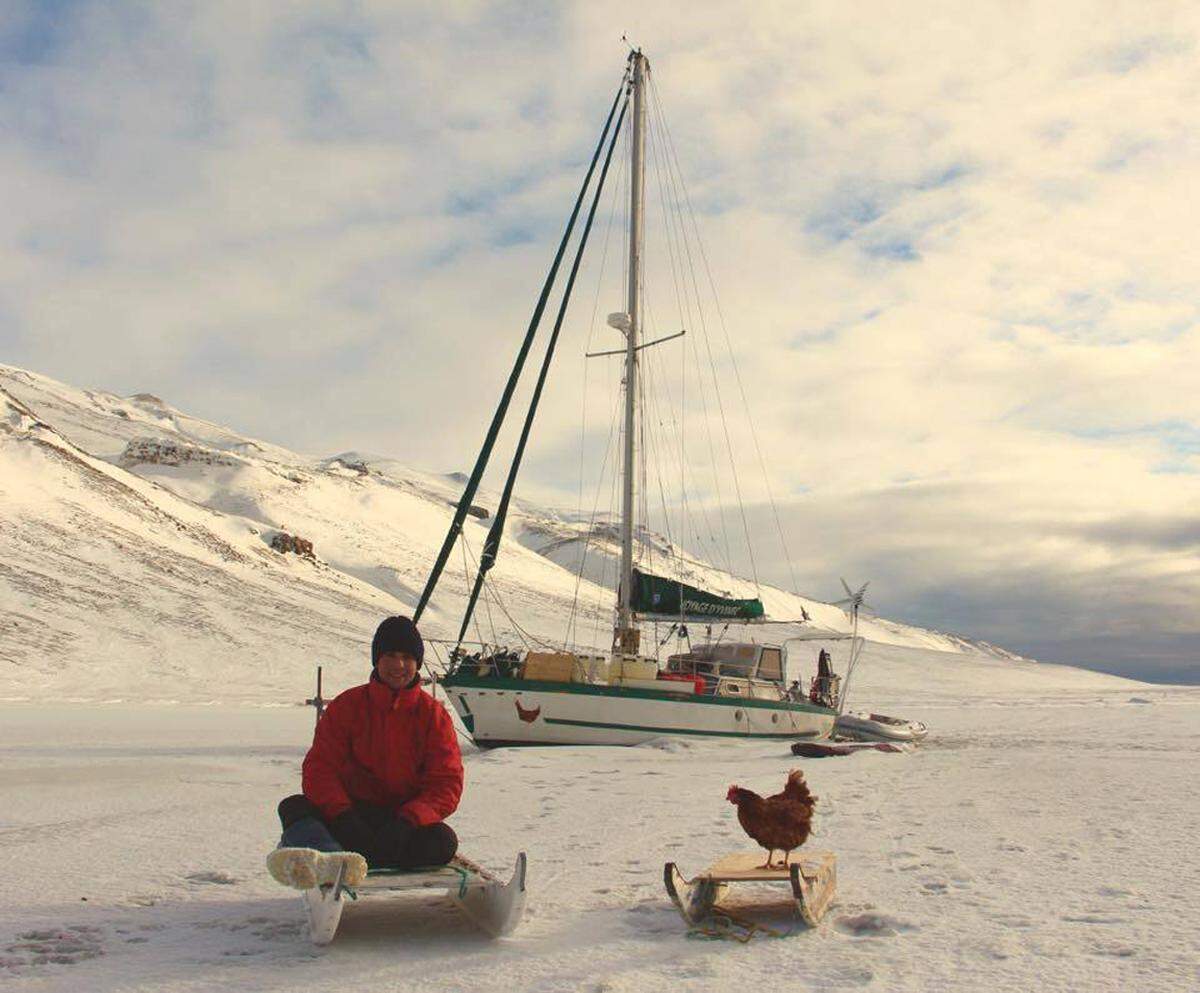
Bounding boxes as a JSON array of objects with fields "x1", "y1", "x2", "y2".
[{"x1": 607, "y1": 311, "x2": 632, "y2": 333}]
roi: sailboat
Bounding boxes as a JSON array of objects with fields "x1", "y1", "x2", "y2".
[{"x1": 418, "y1": 51, "x2": 855, "y2": 746}]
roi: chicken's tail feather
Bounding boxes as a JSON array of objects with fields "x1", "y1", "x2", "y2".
[{"x1": 784, "y1": 768, "x2": 816, "y2": 805}]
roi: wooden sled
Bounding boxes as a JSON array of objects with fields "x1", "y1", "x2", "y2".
[
  {"x1": 302, "y1": 853, "x2": 527, "y2": 945},
  {"x1": 664, "y1": 851, "x2": 836, "y2": 930}
]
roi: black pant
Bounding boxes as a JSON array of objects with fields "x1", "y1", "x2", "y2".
[{"x1": 278, "y1": 794, "x2": 457, "y2": 869}]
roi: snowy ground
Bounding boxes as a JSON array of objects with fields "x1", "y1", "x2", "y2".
[{"x1": 3, "y1": 665, "x2": 1197, "y2": 992}]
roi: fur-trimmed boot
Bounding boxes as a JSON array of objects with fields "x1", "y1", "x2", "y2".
[{"x1": 267, "y1": 848, "x2": 368, "y2": 890}]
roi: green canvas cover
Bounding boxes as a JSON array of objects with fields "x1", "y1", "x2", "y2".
[{"x1": 631, "y1": 568, "x2": 765, "y2": 620}]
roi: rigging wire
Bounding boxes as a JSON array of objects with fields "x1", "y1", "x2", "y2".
[
  {"x1": 460, "y1": 518, "x2": 559, "y2": 652},
  {"x1": 460, "y1": 530, "x2": 489, "y2": 647},
  {"x1": 648, "y1": 78, "x2": 760, "y2": 592},
  {"x1": 645, "y1": 98, "x2": 737, "y2": 576},
  {"x1": 566, "y1": 133, "x2": 628, "y2": 653},
  {"x1": 642, "y1": 109, "x2": 697, "y2": 585},
  {"x1": 565, "y1": 377, "x2": 625, "y2": 649},
  {"x1": 415, "y1": 64, "x2": 631, "y2": 624},
  {"x1": 643, "y1": 121, "x2": 734, "y2": 578},
  {"x1": 577, "y1": 126, "x2": 628, "y2": 530},
  {"x1": 650, "y1": 75, "x2": 793, "y2": 595},
  {"x1": 454, "y1": 89, "x2": 630, "y2": 646},
  {"x1": 603, "y1": 375, "x2": 625, "y2": 648},
  {"x1": 638, "y1": 342, "x2": 678, "y2": 554}
]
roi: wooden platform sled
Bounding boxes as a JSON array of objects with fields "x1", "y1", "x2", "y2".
[
  {"x1": 302, "y1": 853, "x2": 527, "y2": 945},
  {"x1": 663, "y1": 851, "x2": 836, "y2": 929}
]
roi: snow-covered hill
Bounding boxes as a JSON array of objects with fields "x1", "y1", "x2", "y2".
[{"x1": 0, "y1": 363, "x2": 1146, "y2": 703}]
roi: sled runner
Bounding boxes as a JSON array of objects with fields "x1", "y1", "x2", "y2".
[
  {"x1": 277, "y1": 852, "x2": 527, "y2": 945},
  {"x1": 664, "y1": 851, "x2": 836, "y2": 930}
]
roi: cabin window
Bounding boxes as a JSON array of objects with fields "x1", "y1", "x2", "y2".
[{"x1": 758, "y1": 648, "x2": 783, "y2": 682}]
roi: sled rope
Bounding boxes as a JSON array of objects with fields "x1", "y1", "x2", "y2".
[
  {"x1": 686, "y1": 907, "x2": 794, "y2": 943},
  {"x1": 448, "y1": 864, "x2": 471, "y2": 899}
]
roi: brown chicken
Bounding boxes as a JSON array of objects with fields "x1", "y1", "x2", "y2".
[{"x1": 727, "y1": 769, "x2": 816, "y2": 868}]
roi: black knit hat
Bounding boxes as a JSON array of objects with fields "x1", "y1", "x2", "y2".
[{"x1": 371, "y1": 616, "x2": 424, "y2": 669}]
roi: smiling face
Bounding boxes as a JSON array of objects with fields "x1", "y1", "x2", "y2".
[{"x1": 376, "y1": 650, "x2": 419, "y2": 690}]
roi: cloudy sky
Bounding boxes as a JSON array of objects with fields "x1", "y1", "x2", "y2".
[{"x1": 2, "y1": 1, "x2": 1197, "y2": 682}]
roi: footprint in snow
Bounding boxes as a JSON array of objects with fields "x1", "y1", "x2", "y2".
[
  {"x1": 1097, "y1": 886, "x2": 1132, "y2": 898},
  {"x1": 1061, "y1": 913, "x2": 1127, "y2": 925},
  {"x1": 3, "y1": 925, "x2": 104, "y2": 969},
  {"x1": 835, "y1": 913, "x2": 918, "y2": 937},
  {"x1": 185, "y1": 871, "x2": 239, "y2": 886}
]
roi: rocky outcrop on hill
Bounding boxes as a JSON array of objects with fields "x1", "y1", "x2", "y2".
[
  {"x1": 120, "y1": 437, "x2": 240, "y2": 468},
  {"x1": 270, "y1": 531, "x2": 315, "y2": 558}
]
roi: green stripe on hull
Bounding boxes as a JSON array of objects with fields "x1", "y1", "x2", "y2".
[
  {"x1": 543, "y1": 717, "x2": 823, "y2": 739},
  {"x1": 441, "y1": 674, "x2": 836, "y2": 716}
]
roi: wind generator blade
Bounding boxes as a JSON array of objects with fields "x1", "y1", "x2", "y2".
[{"x1": 840, "y1": 577, "x2": 854, "y2": 598}]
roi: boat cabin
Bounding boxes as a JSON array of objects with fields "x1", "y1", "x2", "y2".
[
  {"x1": 664, "y1": 642, "x2": 779, "y2": 680},
  {"x1": 663, "y1": 642, "x2": 789, "y2": 700}
]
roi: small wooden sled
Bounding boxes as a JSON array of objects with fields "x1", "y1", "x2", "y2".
[
  {"x1": 302, "y1": 853, "x2": 527, "y2": 945},
  {"x1": 664, "y1": 851, "x2": 836, "y2": 929}
]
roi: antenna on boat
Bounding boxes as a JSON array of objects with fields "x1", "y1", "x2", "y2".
[{"x1": 832, "y1": 578, "x2": 873, "y2": 714}]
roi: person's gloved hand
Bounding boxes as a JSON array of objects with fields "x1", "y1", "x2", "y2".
[
  {"x1": 373, "y1": 815, "x2": 417, "y2": 865},
  {"x1": 329, "y1": 808, "x2": 380, "y2": 860}
]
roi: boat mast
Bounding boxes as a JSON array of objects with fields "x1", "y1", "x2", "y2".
[{"x1": 616, "y1": 50, "x2": 647, "y2": 655}]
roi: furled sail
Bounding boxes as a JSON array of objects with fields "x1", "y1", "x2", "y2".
[{"x1": 630, "y1": 568, "x2": 765, "y2": 620}]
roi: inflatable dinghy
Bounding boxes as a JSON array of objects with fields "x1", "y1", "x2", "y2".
[{"x1": 834, "y1": 711, "x2": 928, "y2": 742}]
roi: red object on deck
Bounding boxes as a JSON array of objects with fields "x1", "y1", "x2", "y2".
[{"x1": 658, "y1": 672, "x2": 706, "y2": 694}]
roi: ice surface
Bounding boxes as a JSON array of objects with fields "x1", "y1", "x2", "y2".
[{"x1": 1, "y1": 680, "x2": 1197, "y2": 992}]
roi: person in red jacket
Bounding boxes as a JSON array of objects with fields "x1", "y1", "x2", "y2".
[{"x1": 268, "y1": 616, "x2": 463, "y2": 888}]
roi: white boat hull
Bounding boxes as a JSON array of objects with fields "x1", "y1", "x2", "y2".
[{"x1": 440, "y1": 676, "x2": 836, "y2": 746}]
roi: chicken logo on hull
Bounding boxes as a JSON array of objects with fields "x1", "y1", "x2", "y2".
[{"x1": 514, "y1": 699, "x2": 541, "y2": 723}]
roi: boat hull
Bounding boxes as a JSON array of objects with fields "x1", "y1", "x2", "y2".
[{"x1": 439, "y1": 675, "x2": 837, "y2": 747}]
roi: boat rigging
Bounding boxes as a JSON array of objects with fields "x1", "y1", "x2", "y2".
[{"x1": 412, "y1": 50, "x2": 860, "y2": 745}]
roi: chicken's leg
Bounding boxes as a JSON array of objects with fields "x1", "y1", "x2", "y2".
[{"x1": 758, "y1": 849, "x2": 775, "y2": 870}]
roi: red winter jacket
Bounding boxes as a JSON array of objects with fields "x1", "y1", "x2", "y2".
[{"x1": 302, "y1": 676, "x2": 463, "y2": 827}]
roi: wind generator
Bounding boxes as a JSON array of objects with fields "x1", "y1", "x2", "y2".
[{"x1": 832, "y1": 578, "x2": 874, "y2": 715}]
